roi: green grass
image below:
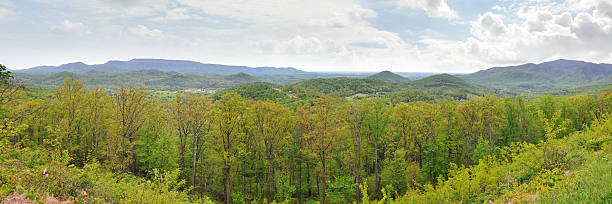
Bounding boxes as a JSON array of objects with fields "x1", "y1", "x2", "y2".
[{"x1": 540, "y1": 152, "x2": 612, "y2": 204}]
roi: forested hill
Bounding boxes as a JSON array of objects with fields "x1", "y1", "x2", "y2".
[
  {"x1": 367, "y1": 71, "x2": 409, "y2": 83},
  {"x1": 293, "y1": 77, "x2": 399, "y2": 97},
  {"x1": 410, "y1": 73, "x2": 485, "y2": 100},
  {"x1": 13, "y1": 70, "x2": 265, "y2": 90},
  {"x1": 207, "y1": 73, "x2": 490, "y2": 104},
  {"x1": 462, "y1": 59, "x2": 612, "y2": 91},
  {"x1": 14, "y1": 58, "x2": 308, "y2": 76}
]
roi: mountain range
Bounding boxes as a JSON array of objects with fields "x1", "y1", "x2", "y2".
[
  {"x1": 11, "y1": 58, "x2": 612, "y2": 92},
  {"x1": 15, "y1": 58, "x2": 308, "y2": 76},
  {"x1": 462, "y1": 59, "x2": 612, "y2": 91}
]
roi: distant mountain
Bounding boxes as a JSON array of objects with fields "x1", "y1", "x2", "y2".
[
  {"x1": 368, "y1": 71, "x2": 409, "y2": 83},
  {"x1": 462, "y1": 59, "x2": 612, "y2": 91},
  {"x1": 15, "y1": 58, "x2": 309, "y2": 76}
]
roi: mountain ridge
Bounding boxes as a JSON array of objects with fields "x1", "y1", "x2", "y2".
[
  {"x1": 463, "y1": 59, "x2": 612, "y2": 91},
  {"x1": 16, "y1": 58, "x2": 309, "y2": 76}
]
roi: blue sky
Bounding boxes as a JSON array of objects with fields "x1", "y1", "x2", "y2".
[{"x1": 1, "y1": 0, "x2": 612, "y2": 72}]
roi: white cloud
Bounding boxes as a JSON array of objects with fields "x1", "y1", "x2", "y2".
[
  {"x1": 492, "y1": 5, "x2": 507, "y2": 12},
  {"x1": 129, "y1": 25, "x2": 164, "y2": 39},
  {"x1": 396, "y1": 0, "x2": 458, "y2": 19},
  {"x1": 595, "y1": 1, "x2": 612, "y2": 19},
  {"x1": 0, "y1": 0, "x2": 12, "y2": 7},
  {"x1": 149, "y1": 8, "x2": 203, "y2": 22},
  {"x1": 471, "y1": 12, "x2": 507, "y2": 40},
  {"x1": 0, "y1": 8, "x2": 13, "y2": 21},
  {"x1": 51, "y1": 20, "x2": 92, "y2": 35},
  {"x1": 33, "y1": 0, "x2": 170, "y2": 19},
  {"x1": 417, "y1": 0, "x2": 612, "y2": 72},
  {"x1": 5, "y1": 0, "x2": 612, "y2": 73}
]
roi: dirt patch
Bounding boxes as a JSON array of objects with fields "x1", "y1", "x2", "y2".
[{"x1": 1, "y1": 192, "x2": 71, "y2": 204}]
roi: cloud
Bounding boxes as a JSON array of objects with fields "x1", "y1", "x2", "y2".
[
  {"x1": 50, "y1": 20, "x2": 92, "y2": 35},
  {"x1": 418, "y1": 0, "x2": 612, "y2": 72},
  {"x1": 149, "y1": 8, "x2": 203, "y2": 22},
  {"x1": 471, "y1": 12, "x2": 507, "y2": 40},
  {"x1": 0, "y1": 8, "x2": 13, "y2": 21},
  {"x1": 129, "y1": 25, "x2": 164, "y2": 39},
  {"x1": 0, "y1": 0, "x2": 12, "y2": 7},
  {"x1": 396, "y1": 0, "x2": 458, "y2": 19},
  {"x1": 595, "y1": 1, "x2": 612, "y2": 19},
  {"x1": 32, "y1": 0, "x2": 170, "y2": 19}
]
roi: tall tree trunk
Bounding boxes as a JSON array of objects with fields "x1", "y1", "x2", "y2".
[
  {"x1": 243, "y1": 159, "x2": 246, "y2": 199},
  {"x1": 297, "y1": 154, "x2": 303, "y2": 204},
  {"x1": 306, "y1": 161, "x2": 312, "y2": 198},
  {"x1": 225, "y1": 165, "x2": 231, "y2": 204},
  {"x1": 374, "y1": 141, "x2": 380, "y2": 194},
  {"x1": 180, "y1": 132, "x2": 186, "y2": 174},
  {"x1": 129, "y1": 134, "x2": 137, "y2": 174},
  {"x1": 290, "y1": 154, "x2": 295, "y2": 186},
  {"x1": 93, "y1": 116, "x2": 98, "y2": 154},
  {"x1": 201, "y1": 154, "x2": 207, "y2": 198},
  {"x1": 121, "y1": 133, "x2": 126, "y2": 170},
  {"x1": 488, "y1": 122, "x2": 493, "y2": 152},
  {"x1": 321, "y1": 151, "x2": 327, "y2": 204},
  {"x1": 192, "y1": 134, "x2": 198, "y2": 194},
  {"x1": 356, "y1": 129, "x2": 362, "y2": 203}
]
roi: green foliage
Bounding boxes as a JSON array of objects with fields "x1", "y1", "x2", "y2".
[
  {"x1": 214, "y1": 84, "x2": 292, "y2": 105},
  {"x1": 1, "y1": 77, "x2": 611, "y2": 203},
  {"x1": 294, "y1": 77, "x2": 398, "y2": 97},
  {"x1": 14, "y1": 70, "x2": 264, "y2": 91},
  {"x1": 411, "y1": 74, "x2": 484, "y2": 100},
  {"x1": 0, "y1": 64, "x2": 12, "y2": 81}
]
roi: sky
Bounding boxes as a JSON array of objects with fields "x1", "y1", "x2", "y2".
[{"x1": 1, "y1": 0, "x2": 612, "y2": 72}]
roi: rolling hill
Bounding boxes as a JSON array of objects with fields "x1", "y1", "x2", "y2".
[
  {"x1": 367, "y1": 71, "x2": 409, "y2": 83},
  {"x1": 13, "y1": 70, "x2": 264, "y2": 91},
  {"x1": 463, "y1": 59, "x2": 612, "y2": 91},
  {"x1": 410, "y1": 74, "x2": 485, "y2": 100},
  {"x1": 293, "y1": 77, "x2": 399, "y2": 97}
]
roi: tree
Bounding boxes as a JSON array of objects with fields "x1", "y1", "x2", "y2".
[
  {"x1": 114, "y1": 85, "x2": 150, "y2": 173},
  {"x1": 0, "y1": 64, "x2": 21, "y2": 108},
  {"x1": 84, "y1": 87, "x2": 113, "y2": 158},
  {"x1": 54, "y1": 78, "x2": 85, "y2": 159},
  {"x1": 249, "y1": 100, "x2": 291, "y2": 200},
  {"x1": 457, "y1": 95, "x2": 504, "y2": 165},
  {"x1": 342, "y1": 100, "x2": 367, "y2": 203},
  {"x1": 362, "y1": 98, "x2": 391, "y2": 196},
  {"x1": 212, "y1": 92, "x2": 247, "y2": 204},
  {"x1": 171, "y1": 93, "x2": 213, "y2": 192},
  {"x1": 135, "y1": 100, "x2": 178, "y2": 173},
  {"x1": 293, "y1": 103, "x2": 313, "y2": 204},
  {"x1": 306, "y1": 94, "x2": 342, "y2": 204}
]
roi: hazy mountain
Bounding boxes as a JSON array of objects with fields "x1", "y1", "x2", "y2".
[
  {"x1": 462, "y1": 59, "x2": 612, "y2": 91},
  {"x1": 15, "y1": 58, "x2": 309, "y2": 76},
  {"x1": 367, "y1": 71, "x2": 409, "y2": 83}
]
